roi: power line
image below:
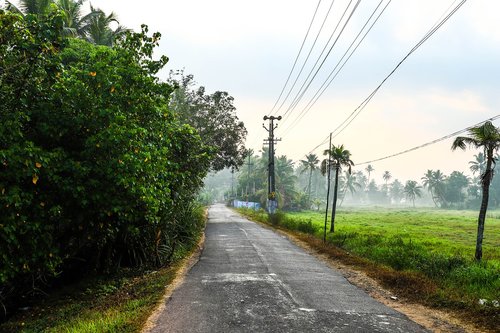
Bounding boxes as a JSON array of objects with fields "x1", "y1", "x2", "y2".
[
  {"x1": 328, "y1": 0, "x2": 468, "y2": 141},
  {"x1": 281, "y1": 0, "x2": 391, "y2": 137},
  {"x1": 271, "y1": 0, "x2": 337, "y2": 116},
  {"x1": 253, "y1": 0, "x2": 326, "y2": 150},
  {"x1": 356, "y1": 115, "x2": 500, "y2": 166},
  {"x1": 268, "y1": 0, "x2": 323, "y2": 116},
  {"x1": 282, "y1": 0, "x2": 361, "y2": 121}
]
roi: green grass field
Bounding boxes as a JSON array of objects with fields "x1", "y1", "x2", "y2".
[{"x1": 288, "y1": 208, "x2": 500, "y2": 261}]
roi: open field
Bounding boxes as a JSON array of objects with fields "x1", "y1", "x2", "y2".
[{"x1": 288, "y1": 208, "x2": 500, "y2": 261}]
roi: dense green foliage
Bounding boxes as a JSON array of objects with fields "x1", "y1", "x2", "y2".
[
  {"x1": 0, "y1": 10, "x2": 224, "y2": 314},
  {"x1": 6, "y1": 0, "x2": 126, "y2": 46},
  {"x1": 0, "y1": 205, "x2": 205, "y2": 332},
  {"x1": 168, "y1": 71, "x2": 247, "y2": 172}
]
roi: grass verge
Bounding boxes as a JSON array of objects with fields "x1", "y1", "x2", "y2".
[
  {"x1": 0, "y1": 216, "x2": 206, "y2": 333},
  {"x1": 237, "y1": 207, "x2": 500, "y2": 333}
]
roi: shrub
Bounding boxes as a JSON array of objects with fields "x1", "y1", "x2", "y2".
[{"x1": 0, "y1": 12, "x2": 212, "y2": 313}]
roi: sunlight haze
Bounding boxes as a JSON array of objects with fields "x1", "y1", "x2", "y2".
[{"x1": 61, "y1": 0, "x2": 500, "y2": 183}]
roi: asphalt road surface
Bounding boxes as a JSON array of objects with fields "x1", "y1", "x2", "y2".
[{"x1": 149, "y1": 204, "x2": 427, "y2": 333}]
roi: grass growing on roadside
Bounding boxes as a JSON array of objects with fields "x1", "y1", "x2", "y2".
[
  {"x1": 238, "y1": 207, "x2": 500, "y2": 331},
  {"x1": 0, "y1": 208, "x2": 206, "y2": 333},
  {"x1": 0, "y1": 266, "x2": 177, "y2": 333}
]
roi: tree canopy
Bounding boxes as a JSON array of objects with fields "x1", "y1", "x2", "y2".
[
  {"x1": 168, "y1": 71, "x2": 247, "y2": 172},
  {"x1": 0, "y1": 9, "x2": 221, "y2": 312}
]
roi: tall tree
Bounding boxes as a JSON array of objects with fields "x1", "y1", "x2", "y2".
[
  {"x1": 339, "y1": 171, "x2": 361, "y2": 207},
  {"x1": 390, "y1": 179, "x2": 404, "y2": 204},
  {"x1": 5, "y1": 0, "x2": 53, "y2": 15},
  {"x1": 444, "y1": 171, "x2": 469, "y2": 206},
  {"x1": 421, "y1": 169, "x2": 447, "y2": 207},
  {"x1": 275, "y1": 156, "x2": 298, "y2": 209},
  {"x1": 365, "y1": 164, "x2": 374, "y2": 187},
  {"x1": 85, "y1": 4, "x2": 128, "y2": 46},
  {"x1": 383, "y1": 171, "x2": 391, "y2": 186},
  {"x1": 452, "y1": 121, "x2": 500, "y2": 261},
  {"x1": 321, "y1": 144, "x2": 354, "y2": 232},
  {"x1": 300, "y1": 153, "x2": 319, "y2": 204},
  {"x1": 404, "y1": 180, "x2": 422, "y2": 207},
  {"x1": 168, "y1": 71, "x2": 247, "y2": 171},
  {"x1": 56, "y1": 0, "x2": 97, "y2": 38},
  {"x1": 469, "y1": 152, "x2": 486, "y2": 176},
  {"x1": 6, "y1": 0, "x2": 125, "y2": 43}
]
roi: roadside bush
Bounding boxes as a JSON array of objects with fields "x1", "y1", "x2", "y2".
[{"x1": 0, "y1": 11, "x2": 212, "y2": 314}]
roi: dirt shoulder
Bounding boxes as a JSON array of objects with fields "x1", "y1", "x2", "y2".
[
  {"x1": 141, "y1": 232, "x2": 205, "y2": 333},
  {"x1": 257, "y1": 222, "x2": 486, "y2": 333}
]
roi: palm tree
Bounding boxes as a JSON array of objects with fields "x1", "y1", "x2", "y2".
[
  {"x1": 382, "y1": 171, "x2": 391, "y2": 196},
  {"x1": 86, "y1": 5, "x2": 128, "y2": 46},
  {"x1": 339, "y1": 171, "x2": 361, "y2": 207},
  {"x1": 321, "y1": 144, "x2": 354, "y2": 232},
  {"x1": 6, "y1": 0, "x2": 124, "y2": 43},
  {"x1": 365, "y1": 164, "x2": 374, "y2": 187},
  {"x1": 469, "y1": 152, "x2": 486, "y2": 176},
  {"x1": 390, "y1": 179, "x2": 403, "y2": 204},
  {"x1": 421, "y1": 169, "x2": 447, "y2": 207},
  {"x1": 382, "y1": 171, "x2": 391, "y2": 186},
  {"x1": 300, "y1": 153, "x2": 319, "y2": 204},
  {"x1": 6, "y1": 0, "x2": 54, "y2": 16},
  {"x1": 56, "y1": 0, "x2": 98, "y2": 38},
  {"x1": 275, "y1": 156, "x2": 297, "y2": 209},
  {"x1": 404, "y1": 180, "x2": 422, "y2": 207},
  {"x1": 421, "y1": 169, "x2": 435, "y2": 202},
  {"x1": 452, "y1": 121, "x2": 500, "y2": 261}
]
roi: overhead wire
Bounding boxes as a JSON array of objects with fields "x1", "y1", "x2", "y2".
[
  {"x1": 303, "y1": 0, "x2": 467, "y2": 158},
  {"x1": 271, "y1": 0, "x2": 337, "y2": 116},
  {"x1": 282, "y1": 0, "x2": 361, "y2": 121},
  {"x1": 356, "y1": 115, "x2": 500, "y2": 166},
  {"x1": 251, "y1": 0, "x2": 328, "y2": 150},
  {"x1": 268, "y1": 0, "x2": 323, "y2": 116},
  {"x1": 281, "y1": 0, "x2": 391, "y2": 137},
  {"x1": 328, "y1": 0, "x2": 467, "y2": 141}
]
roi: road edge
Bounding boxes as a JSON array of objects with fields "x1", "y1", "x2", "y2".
[{"x1": 141, "y1": 230, "x2": 206, "y2": 333}]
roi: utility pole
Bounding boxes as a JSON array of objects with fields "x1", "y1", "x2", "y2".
[
  {"x1": 263, "y1": 115, "x2": 281, "y2": 214},
  {"x1": 245, "y1": 151, "x2": 254, "y2": 206},
  {"x1": 323, "y1": 133, "x2": 332, "y2": 242}
]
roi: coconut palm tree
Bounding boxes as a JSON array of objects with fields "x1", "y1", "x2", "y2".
[
  {"x1": 275, "y1": 155, "x2": 298, "y2": 209},
  {"x1": 383, "y1": 171, "x2": 391, "y2": 186},
  {"x1": 339, "y1": 171, "x2": 361, "y2": 207},
  {"x1": 452, "y1": 120, "x2": 500, "y2": 261},
  {"x1": 469, "y1": 152, "x2": 486, "y2": 176},
  {"x1": 5, "y1": 0, "x2": 53, "y2": 15},
  {"x1": 6, "y1": 0, "x2": 124, "y2": 43},
  {"x1": 300, "y1": 153, "x2": 319, "y2": 204},
  {"x1": 56, "y1": 0, "x2": 98, "y2": 38},
  {"x1": 86, "y1": 5, "x2": 128, "y2": 46},
  {"x1": 421, "y1": 169, "x2": 447, "y2": 207},
  {"x1": 404, "y1": 180, "x2": 422, "y2": 207},
  {"x1": 365, "y1": 164, "x2": 374, "y2": 187},
  {"x1": 321, "y1": 144, "x2": 354, "y2": 232}
]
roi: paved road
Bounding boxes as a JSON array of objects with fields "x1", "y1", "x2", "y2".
[{"x1": 149, "y1": 204, "x2": 427, "y2": 333}]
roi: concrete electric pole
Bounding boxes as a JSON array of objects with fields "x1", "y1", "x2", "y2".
[{"x1": 263, "y1": 115, "x2": 281, "y2": 214}]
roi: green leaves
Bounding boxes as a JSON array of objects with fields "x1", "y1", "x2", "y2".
[{"x1": 1, "y1": 12, "x2": 212, "y2": 311}]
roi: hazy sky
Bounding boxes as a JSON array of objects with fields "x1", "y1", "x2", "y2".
[{"x1": 17, "y1": 0, "x2": 500, "y2": 183}]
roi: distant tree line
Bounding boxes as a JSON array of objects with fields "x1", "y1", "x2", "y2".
[
  {"x1": 0, "y1": 6, "x2": 246, "y2": 314},
  {"x1": 223, "y1": 151, "x2": 499, "y2": 211}
]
